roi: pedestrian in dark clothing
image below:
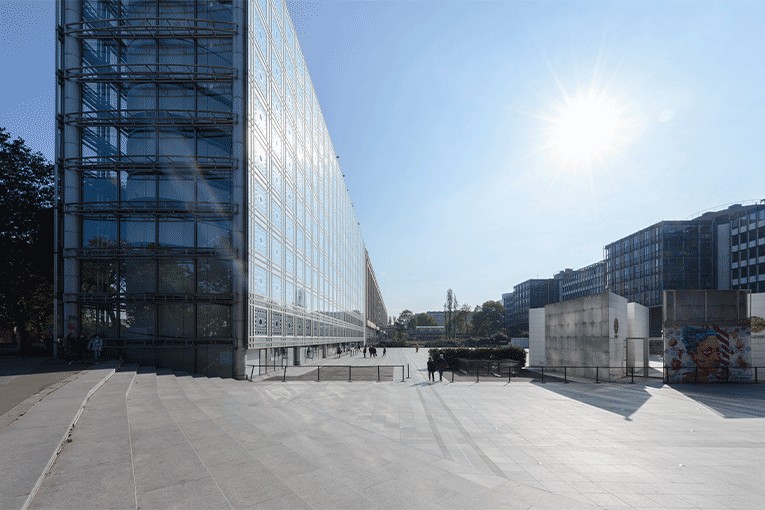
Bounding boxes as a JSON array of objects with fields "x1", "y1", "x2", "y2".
[
  {"x1": 427, "y1": 357, "x2": 436, "y2": 382},
  {"x1": 363, "y1": 346, "x2": 367, "y2": 358},
  {"x1": 435, "y1": 354, "x2": 448, "y2": 382},
  {"x1": 382, "y1": 347, "x2": 386, "y2": 357},
  {"x1": 76, "y1": 333, "x2": 88, "y2": 362}
]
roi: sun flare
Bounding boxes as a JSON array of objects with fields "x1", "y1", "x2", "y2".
[{"x1": 548, "y1": 92, "x2": 631, "y2": 167}]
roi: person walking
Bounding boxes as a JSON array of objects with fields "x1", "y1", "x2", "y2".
[
  {"x1": 87, "y1": 334, "x2": 103, "y2": 363},
  {"x1": 427, "y1": 356, "x2": 436, "y2": 382},
  {"x1": 435, "y1": 354, "x2": 448, "y2": 382},
  {"x1": 382, "y1": 347, "x2": 386, "y2": 357},
  {"x1": 363, "y1": 346, "x2": 367, "y2": 358}
]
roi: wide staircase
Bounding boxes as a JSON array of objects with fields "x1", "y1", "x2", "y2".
[{"x1": 1, "y1": 364, "x2": 594, "y2": 510}]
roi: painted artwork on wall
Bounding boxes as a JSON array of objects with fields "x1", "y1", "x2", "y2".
[{"x1": 664, "y1": 325, "x2": 752, "y2": 383}]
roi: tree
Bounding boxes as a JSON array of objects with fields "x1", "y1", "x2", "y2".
[
  {"x1": 444, "y1": 289, "x2": 458, "y2": 340},
  {"x1": 412, "y1": 312, "x2": 436, "y2": 327},
  {"x1": 471, "y1": 300, "x2": 506, "y2": 338},
  {"x1": 454, "y1": 304, "x2": 472, "y2": 336},
  {"x1": 0, "y1": 128, "x2": 54, "y2": 350}
]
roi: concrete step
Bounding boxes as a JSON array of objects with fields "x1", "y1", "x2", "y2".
[
  {"x1": 126, "y1": 367, "x2": 232, "y2": 509},
  {"x1": 0, "y1": 366, "x2": 118, "y2": 510},
  {"x1": 30, "y1": 366, "x2": 139, "y2": 509}
]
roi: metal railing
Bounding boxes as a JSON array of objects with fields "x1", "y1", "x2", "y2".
[
  {"x1": 65, "y1": 109, "x2": 235, "y2": 127},
  {"x1": 248, "y1": 364, "x2": 409, "y2": 383},
  {"x1": 67, "y1": 155, "x2": 237, "y2": 174},
  {"x1": 66, "y1": 18, "x2": 236, "y2": 39},
  {"x1": 67, "y1": 63, "x2": 236, "y2": 82},
  {"x1": 66, "y1": 200, "x2": 237, "y2": 216}
]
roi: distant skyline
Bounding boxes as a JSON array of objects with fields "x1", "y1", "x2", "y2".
[{"x1": 1, "y1": 0, "x2": 764, "y2": 317}]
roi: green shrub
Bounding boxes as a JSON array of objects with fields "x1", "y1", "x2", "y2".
[{"x1": 427, "y1": 346, "x2": 526, "y2": 369}]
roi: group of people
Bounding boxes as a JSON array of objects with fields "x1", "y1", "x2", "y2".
[
  {"x1": 427, "y1": 354, "x2": 448, "y2": 382},
  {"x1": 60, "y1": 332, "x2": 103, "y2": 364},
  {"x1": 362, "y1": 346, "x2": 386, "y2": 358}
]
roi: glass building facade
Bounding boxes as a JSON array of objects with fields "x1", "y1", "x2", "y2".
[
  {"x1": 730, "y1": 204, "x2": 765, "y2": 294},
  {"x1": 56, "y1": 0, "x2": 381, "y2": 378},
  {"x1": 503, "y1": 279, "x2": 559, "y2": 337}
]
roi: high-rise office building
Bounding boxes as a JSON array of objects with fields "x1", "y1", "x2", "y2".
[
  {"x1": 503, "y1": 279, "x2": 559, "y2": 337},
  {"x1": 555, "y1": 261, "x2": 606, "y2": 302},
  {"x1": 729, "y1": 203, "x2": 765, "y2": 294},
  {"x1": 55, "y1": 0, "x2": 385, "y2": 378}
]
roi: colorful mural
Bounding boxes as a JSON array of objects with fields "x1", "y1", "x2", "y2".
[{"x1": 665, "y1": 325, "x2": 752, "y2": 383}]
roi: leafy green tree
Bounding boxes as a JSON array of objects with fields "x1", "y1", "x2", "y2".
[
  {"x1": 413, "y1": 312, "x2": 436, "y2": 327},
  {"x1": 471, "y1": 300, "x2": 506, "y2": 338},
  {"x1": 0, "y1": 128, "x2": 54, "y2": 349}
]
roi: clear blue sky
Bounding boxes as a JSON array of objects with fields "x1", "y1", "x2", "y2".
[{"x1": 2, "y1": 1, "x2": 764, "y2": 319}]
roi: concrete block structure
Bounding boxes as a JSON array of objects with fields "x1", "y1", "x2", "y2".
[
  {"x1": 528, "y1": 308, "x2": 545, "y2": 366},
  {"x1": 750, "y1": 293, "x2": 765, "y2": 368}
]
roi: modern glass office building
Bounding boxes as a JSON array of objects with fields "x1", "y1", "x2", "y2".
[{"x1": 55, "y1": 0, "x2": 385, "y2": 378}]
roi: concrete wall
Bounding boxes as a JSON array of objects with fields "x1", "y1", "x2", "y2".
[
  {"x1": 750, "y1": 293, "x2": 765, "y2": 368},
  {"x1": 528, "y1": 308, "x2": 545, "y2": 366},
  {"x1": 544, "y1": 292, "x2": 627, "y2": 379},
  {"x1": 627, "y1": 302, "x2": 650, "y2": 338},
  {"x1": 626, "y1": 302, "x2": 650, "y2": 367}
]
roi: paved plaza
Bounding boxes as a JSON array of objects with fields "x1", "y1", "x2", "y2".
[{"x1": 1, "y1": 349, "x2": 764, "y2": 509}]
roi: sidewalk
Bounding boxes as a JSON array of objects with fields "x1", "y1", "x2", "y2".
[{"x1": 2, "y1": 349, "x2": 764, "y2": 509}]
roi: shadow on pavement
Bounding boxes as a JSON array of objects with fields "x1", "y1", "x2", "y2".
[
  {"x1": 531, "y1": 380, "x2": 659, "y2": 420},
  {"x1": 672, "y1": 384, "x2": 765, "y2": 419}
]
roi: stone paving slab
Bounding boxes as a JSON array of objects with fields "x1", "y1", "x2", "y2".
[
  {"x1": 0, "y1": 365, "x2": 117, "y2": 510},
  {"x1": 5, "y1": 348, "x2": 765, "y2": 509}
]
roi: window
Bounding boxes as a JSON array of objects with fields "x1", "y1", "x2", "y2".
[{"x1": 158, "y1": 260, "x2": 194, "y2": 293}]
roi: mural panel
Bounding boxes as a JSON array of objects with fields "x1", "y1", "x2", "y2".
[{"x1": 664, "y1": 324, "x2": 752, "y2": 383}]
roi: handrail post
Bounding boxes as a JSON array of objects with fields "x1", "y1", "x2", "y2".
[
  {"x1": 349, "y1": 365, "x2": 352, "y2": 382},
  {"x1": 595, "y1": 367, "x2": 599, "y2": 384},
  {"x1": 282, "y1": 365, "x2": 287, "y2": 382},
  {"x1": 407, "y1": 364, "x2": 410, "y2": 379},
  {"x1": 541, "y1": 366, "x2": 544, "y2": 383},
  {"x1": 451, "y1": 368, "x2": 454, "y2": 382},
  {"x1": 317, "y1": 366, "x2": 320, "y2": 382},
  {"x1": 476, "y1": 367, "x2": 479, "y2": 383},
  {"x1": 377, "y1": 365, "x2": 380, "y2": 382},
  {"x1": 564, "y1": 366, "x2": 567, "y2": 384},
  {"x1": 631, "y1": 366, "x2": 634, "y2": 384},
  {"x1": 401, "y1": 365, "x2": 405, "y2": 382}
]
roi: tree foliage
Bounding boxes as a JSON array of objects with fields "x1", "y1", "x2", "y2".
[
  {"x1": 412, "y1": 312, "x2": 436, "y2": 327},
  {"x1": 0, "y1": 128, "x2": 54, "y2": 348},
  {"x1": 471, "y1": 300, "x2": 506, "y2": 338}
]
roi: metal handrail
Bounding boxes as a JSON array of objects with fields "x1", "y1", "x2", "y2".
[
  {"x1": 247, "y1": 363, "x2": 407, "y2": 383},
  {"x1": 67, "y1": 155, "x2": 236, "y2": 172},
  {"x1": 66, "y1": 63, "x2": 236, "y2": 82},
  {"x1": 65, "y1": 109, "x2": 235, "y2": 127},
  {"x1": 66, "y1": 292, "x2": 236, "y2": 304},
  {"x1": 66, "y1": 17, "x2": 236, "y2": 38},
  {"x1": 65, "y1": 246, "x2": 236, "y2": 259},
  {"x1": 66, "y1": 200, "x2": 237, "y2": 216}
]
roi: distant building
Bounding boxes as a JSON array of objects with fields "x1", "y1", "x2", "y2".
[
  {"x1": 729, "y1": 203, "x2": 765, "y2": 294},
  {"x1": 555, "y1": 261, "x2": 606, "y2": 302},
  {"x1": 425, "y1": 311, "x2": 446, "y2": 326},
  {"x1": 504, "y1": 279, "x2": 559, "y2": 337},
  {"x1": 605, "y1": 203, "x2": 761, "y2": 336}
]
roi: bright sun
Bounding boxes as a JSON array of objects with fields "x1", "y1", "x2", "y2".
[{"x1": 548, "y1": 92, "x2": 630, "y2": 167}]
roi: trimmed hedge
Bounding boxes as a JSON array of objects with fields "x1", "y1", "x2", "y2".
[{"x1": 428, "y1": 346, "x2": 526, "y2": 369}]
